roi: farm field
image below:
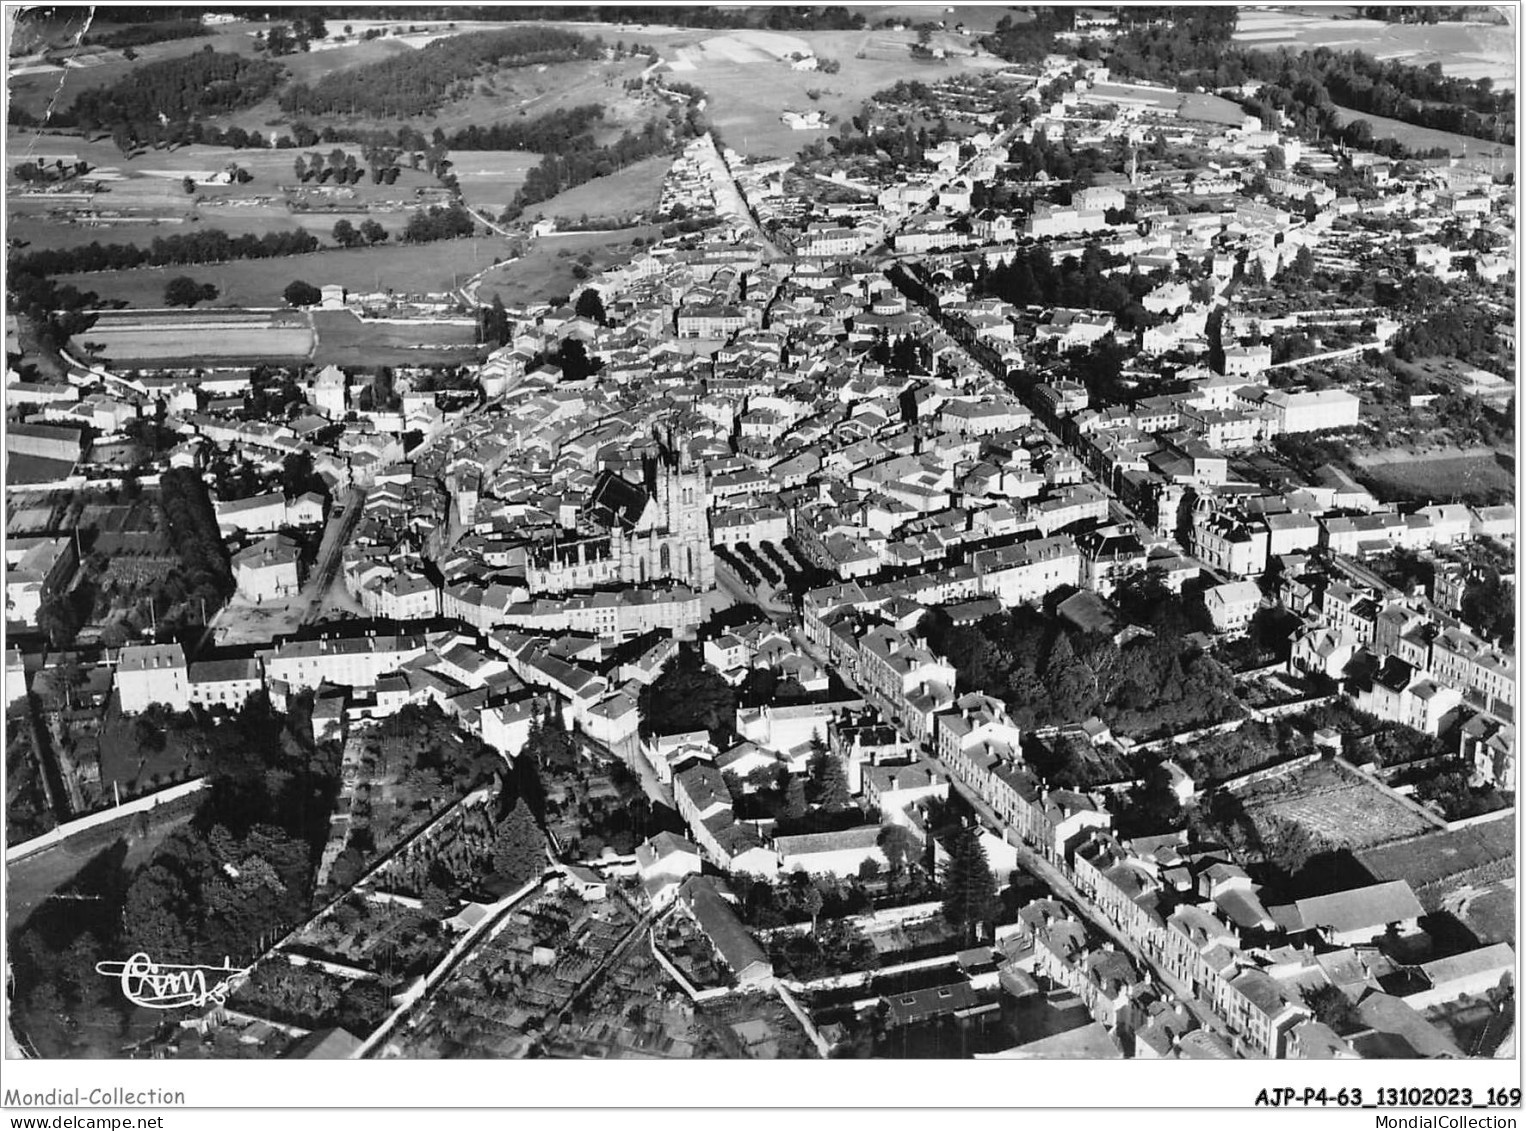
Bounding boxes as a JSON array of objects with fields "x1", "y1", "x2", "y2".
[
  {"x1": 474, "y1": 224, "x2": 663, "y2": 307},
  {"x1": 1234, "y1": 11, "x2": 1516, "y2": 89},
  {"x1": 1356, "y1": 450, "x2": 1514, "y2": 507},
  {"x1": 520, "y1": 154, "x2": 671, "y2": 221},
  {"x1": 664, "y1": 27, "x2": 1005, "y2": 159},
  {"x1": 1238, "y1": 759, "x2": 1438, "y2": 853},
  {"x1": 54, "y1": 234, "x2": 510, "y2": 308},
  {"x1": 1331, "y1": 105, "x2": 1514, "y2": 169}
]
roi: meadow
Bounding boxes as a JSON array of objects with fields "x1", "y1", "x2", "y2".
[
  {"x1": 520, "y1": 154, "x2": 671, "y2": 221},
  {"x1": 54, "y1": 234, "x2": 511, "y2": 308},
  {"x1": 474, "y1": 224, "x2": 663, "y2": 307},
  {"x1": 1332, "y1": 105, "x2": 1514, "y2": 170}
]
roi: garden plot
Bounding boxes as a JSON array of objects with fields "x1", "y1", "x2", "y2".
[{"x1": 1239, "y1": 760, "x2": 1436, "y2": 852}]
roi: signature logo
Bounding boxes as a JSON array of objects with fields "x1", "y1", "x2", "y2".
[{"x1": 94, "y1": 952, "x2": 253, "y2": 1010}]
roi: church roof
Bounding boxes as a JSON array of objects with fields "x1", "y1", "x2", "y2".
[{"x1": 585, "y1": 468, "x2": 649, "y2": 531}]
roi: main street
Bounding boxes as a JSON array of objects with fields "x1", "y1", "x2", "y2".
[{"x1": 787, "y1": 627, "x2": 1238, "y2": 1045}]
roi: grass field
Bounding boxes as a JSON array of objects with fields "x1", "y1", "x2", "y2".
[
  {"x1": 1240, "y1": 760, "x2": 1437, "y2": 852},
  {"x1": 55, "y1": 234, "x2": 511, "y2": 307},
  {"x1": 451, "y1": 150, "x2": 540, "y2": 215},
  {"x1": 474, "y1": 224, "x2": 662, "y2": 306},
  {"x1": 1332, "y1": 105, "x2": 1514, "y2": 169},
  {"x1": 1357, "y1": 451, "x2": 1514, "y2": 507},
  {"x1": 310, "y1": 308, "x2": 484, "y2": 367},
  {"x1": 521, "y1": 155, "x2": 671, "y2": 221}
]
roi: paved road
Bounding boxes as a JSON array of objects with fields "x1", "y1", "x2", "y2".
[
  {"x1": 701, "y1": 132, "x2": 784, "y2": 260},
  {"x1": 301, "y1": 486, "x2": 367, "y2": 627},
  {"x1": 931, "y1": 755, "x2": 1234, "y2": 1043}
]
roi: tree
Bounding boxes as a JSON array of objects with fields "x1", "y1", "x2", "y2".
[
  {"x1": 877, "y1": 824, "x2": 919, "y2": 877},
  {"x1": 164, "y1": 276, "x2": 215, "y2": 307},
  {"x1": 809, "y1": 748, "x2": 851, "y2": 811},
  {"x1": 493, "y1": 800, "x2": 545, "y2": 887},
  {"x1": 283, "y1": 280, "x2": 322, "y2": 307},
  {"x1": 332, "y1": 219, "x2": 360, "y2": 248},
  {"x1": 1303, "y1": 983, "x2": 1362, "y2": 1035},
  {"x1": 181, "y1": 176, "x2": 196, "y2": 195},
  {"x1": 359, "y1": 219, "x2": 388, "y2": 245},
  {"x1": 799, "y1": 884, "x2": 824, "y2": 934},
  {"x1": 941, "y1": 824, "x2": 997, "y2": 945},
  {"x1": 574, "y1": 288, "x2": 607, "y2": 326}
]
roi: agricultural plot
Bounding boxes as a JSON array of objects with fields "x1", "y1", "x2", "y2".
[
  {"x1": 667, "y1": 27, "x2": 1005, "y2": 159},
  {"x1": 1238, "y1": 760, "x2": 1437, "y2": 853},
  {"x1": 1234, "y1": 11, "x2": 1516, "y2": 90}
]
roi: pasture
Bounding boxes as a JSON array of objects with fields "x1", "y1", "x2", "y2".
[
  {"x1": 520, "y1": 155, "x2": 670, "y2": 221},
  {"x1": 473, "y1": 224, "x2": 662, "y2": 307},
  {"x1": 54, "y1": 234, "x2": 511, "y2": 308},
  {"x1": 1239, "y1": 760, "x2": 1437, "y2": 853}
]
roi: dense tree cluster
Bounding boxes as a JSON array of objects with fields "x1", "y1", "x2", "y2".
[
  {"x1": 65, "y1": 50, "x2": 285, "y2": 131},
  {"x1": 85, "y1": 17, "x2": 207, "y2": 49},
  {"x1": 13, "y1": 228, "x2": 320, "y2": 277},
  {"x1": 158, "y1": 467, "x2": 235, "y2": 613},
  {"x1": 279, "y1": 27, "x2": 601, "y2": 117},
  {"x1": 922, "y1": 592, "x2": 1241, "y2": 741},
  {"x1": 762, "y1": 6, "x2": 865, "y2": 30},
  {"x1": 9, "y1": 694, "x2": 331, "y2": 1057},
  {"x1": 162, "y1": 276, "x2": 218, "y2": 307},
  {"x1": 1392, "y1": 305, "x2": 1507, "y2": 368},
  {"x1": 401, "y1": 203, "x2": 475, "y2": 244},
  {"x1": 638, "y1": 648, "x2": 736, "y2": 739},
  {"x1": 447, "y1": 105, "x2": 606, "y2": 152},
  {"x1": 979, "y1": 9, "x2": 1073, "y2": 66}
]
